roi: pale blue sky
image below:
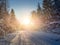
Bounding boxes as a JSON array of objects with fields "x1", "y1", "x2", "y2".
[{"x1": 9, "y1": 0, "x2": 43, "y2": 20}]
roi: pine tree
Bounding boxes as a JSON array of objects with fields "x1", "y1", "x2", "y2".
[
  {"x1": 43, "y1": 0, "x2": 52, "y2": 16},
  {"x1": 54, "y1": 0, "x2": 60, "y2": 13},
  {"x1": 10, "y1": 9, "x2": 16, "y2": 22},
  {"x1": 10, "y1": 9, "x2": 15, "y2": 18},
  {"x1": 43, "y1": 0, "x2": 60, "y2": 21},
  {"x1": 43, "y1": 0, "x2": 60, "y2": 31},
  {"x1": 32, "y1": 11, "x2": 36, "y2": 17},
  {"x1": 37, "y1": 2, "x2": 42, "y2": 17},
  {"x1": 53, "y1": 0, "x2": 60, "y2": 20},
  {"x1": 43, "y1": 0, "x2": 57, "y2": 21},
  {"x1": 10, "y1": 9, "x2": 20, "y2": 31}
]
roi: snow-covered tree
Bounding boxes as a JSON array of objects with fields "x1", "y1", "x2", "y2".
[
  {"x1": 43, "y1": 0, "x2": 60, "y2": 21},
  {"x1": 37, "y1": 2, "x2": 42, "y2": 17},
  {"x1": 43, "y1": 0, "x2": 60, "y2": 33}
]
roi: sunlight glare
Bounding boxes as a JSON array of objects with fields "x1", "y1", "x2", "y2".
[
  {"x1": 22, "y1": 17, "x2": 31, "y2": 25},
  {"x1": 20, "y1": 16, "x2": 32, "y2": 26}
]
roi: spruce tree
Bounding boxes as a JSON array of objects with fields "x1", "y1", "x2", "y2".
[
  {"x1": 43, "y1": 0, "x2": 60, "y2": 21},
  {"x1": 43, "y1": 0, "x2": 52, "y2": 16},
  {"x1": 53, "y1": 0, "x2": 60, "y2": 20},
  {"x1": 37, "y1": 2, "x2": 42, "y2": 17},
  {"x1": 43, "y1": 0, "x2": 60, "y2": 31},
  {"x1": 10, "y1": 9, "x2": 15, "y2": 18},
  {"x1": 43, "y1": 0, "x2": 58, "y2": 21}
]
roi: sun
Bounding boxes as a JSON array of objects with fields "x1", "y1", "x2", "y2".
[
  {"x1": 19, "y1": 15, "x2": 41, "y2": 30},
  {"x1": 22, "y1": 17, "x2": 31, "y2": 25},
  {"x1": 20, "y1": 16, "x2": 32, "y2": 26}
]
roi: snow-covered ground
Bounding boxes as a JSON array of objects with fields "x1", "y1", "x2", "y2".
[
  {"x1": 0, "y1": 29, "x2": 60, "y2": 45},
  {"x1": 30, "y1": 31, "x2": 60, "y2": 45}
]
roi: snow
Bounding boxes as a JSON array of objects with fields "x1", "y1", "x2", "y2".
[{"x1": 0, "y1": 29, "x2": 60, "y2": 45}]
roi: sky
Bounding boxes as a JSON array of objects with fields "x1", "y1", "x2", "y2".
[{"x1": 9, "y1": 0, "x2": 43, "y2": 20}]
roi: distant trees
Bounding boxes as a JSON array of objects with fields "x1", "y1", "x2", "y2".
[
  {"x1": 31, "y1": 0, "x2": 60, "y2": 30},
  {"x1": 10, "y1": 9, "x2": 20, "y2": 31},
  {"x1": 31, "y1": 11, "x2": 36, "y2": 18},
  {"x1": 32, "y1": 2, "x2": 42, "y2": 18},
  {"x1": 31, "y1": 2, "x2": 45, "y2": 30},
  {"x1": 0, "y1": 8, "x2": 20, "y2": 37}
]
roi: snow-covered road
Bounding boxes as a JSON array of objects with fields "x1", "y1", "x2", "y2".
[
  {"x1": 0, "y1": 30, "x2": 60, "y2": 45},
  {"x1": 8, "y1": 30, "x2": 60, "y2": 45}
]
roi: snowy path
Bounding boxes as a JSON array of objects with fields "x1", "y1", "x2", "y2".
[
  {"x1": 9, "y1": 30, "x2": 60, "y2": 45},
  {"x1": 0, "y1": 30, "x2": 60, "y2": 45},
  {"x1": 10, "y1": 30, "x2": 35, "y2": 45}
]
